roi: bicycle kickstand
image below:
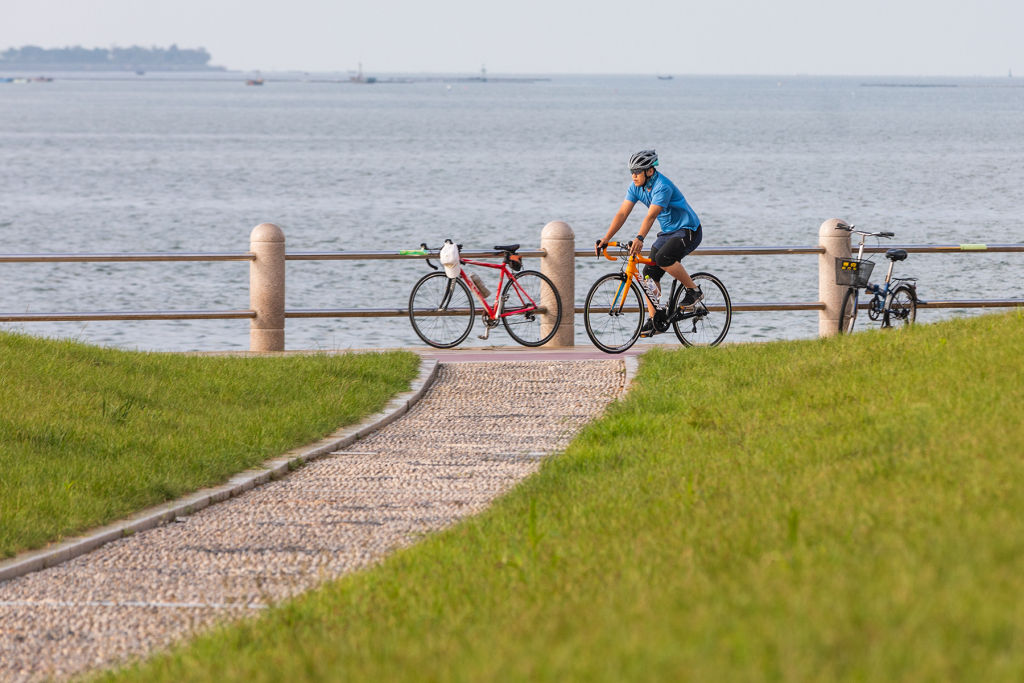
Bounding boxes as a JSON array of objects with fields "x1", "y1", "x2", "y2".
[
  {"x1": 478, "y1": 297, "x2": 504, "y2": 340},
  {"x1": 478, "y1": 314, "x2": 499, "y2": 340}
]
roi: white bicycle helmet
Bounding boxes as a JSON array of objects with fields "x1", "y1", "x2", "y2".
[{"x1": 439, "y1": 239, "x2": 461, "y2": 278}]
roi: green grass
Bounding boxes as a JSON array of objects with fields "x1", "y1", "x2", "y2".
[
  {"x1": 0, "y1": 332, "x2": 420, "y2": 558},
  {"x1": 94, "y1": 311, "x2": 1023, "y2": 681}
]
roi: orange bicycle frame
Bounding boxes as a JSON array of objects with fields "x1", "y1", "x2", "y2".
[{"x1": 601, "y1": 241, "x2": 658, "y2": 319}]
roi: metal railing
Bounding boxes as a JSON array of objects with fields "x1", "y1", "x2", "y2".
[
  {"x1": 1, "y1": 233, "x2": 1022, "y2": 345},
  {"x1": 825, "y1": 242, "x2": 1024, "y2": 310},
  {"x1": 281, "y1": 249, "x2": 548, "y2": 320},
  {"x1": 0, "y1": 252, "x2": 256, "y2": 323},
  {"x1": 566, "y1": 242, "x2": 1024, "y2": 314}
]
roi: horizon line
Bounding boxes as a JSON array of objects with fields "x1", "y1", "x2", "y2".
[{"x1": 1, "y1": 65, "x2": 1016, "y2": 80}]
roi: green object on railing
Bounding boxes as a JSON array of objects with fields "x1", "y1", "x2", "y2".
[
  {"x1": 399, "y1": 249, "x2": 429, "y2": 256},
  {"x1": 960, "y1": 244, "x2": 988, "y2": 251}
]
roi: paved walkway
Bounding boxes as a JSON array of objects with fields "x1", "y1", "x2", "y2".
[
  {"x1": 416, "y1": 344, "x2": 649, "y2": 364},
  {"x1": 0, "y1": 359, "x2": 627, "y2": 681}
]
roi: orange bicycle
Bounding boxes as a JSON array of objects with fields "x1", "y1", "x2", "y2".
[{"x1": 584, "y1": 241, "x2": 732, "y2": 353}]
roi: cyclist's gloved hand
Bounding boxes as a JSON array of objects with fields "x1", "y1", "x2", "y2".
[{"x1": 595, "y1": 239, "x2": 608, "y2": 257}]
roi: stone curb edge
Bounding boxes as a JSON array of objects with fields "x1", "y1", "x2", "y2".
[
  {"x1": 0, "y1": 360, "x2": 440, "y2": 585},
  {"x1": 623, "y1": 355, "x2": 639, "y2": 390}
]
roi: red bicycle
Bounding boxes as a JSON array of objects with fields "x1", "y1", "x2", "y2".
[{"x1": 408, "y1": 242, "x2": 562, "y2": 348}]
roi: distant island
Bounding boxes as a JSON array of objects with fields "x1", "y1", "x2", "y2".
[{"x1": 0, "y1": 45, "x2": 224, "y2": 71}]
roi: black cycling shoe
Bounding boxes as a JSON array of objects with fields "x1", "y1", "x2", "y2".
[
  {"x1": 679, "y1": 286, "x2": 704, "y2": 308},
  {"x1": 668, "y1": 287, "x2": 705, "y2": 324}
]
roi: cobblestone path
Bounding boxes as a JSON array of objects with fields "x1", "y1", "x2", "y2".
[{"x1": 0, "y1": 360, "x2": 625, "y2": 681}]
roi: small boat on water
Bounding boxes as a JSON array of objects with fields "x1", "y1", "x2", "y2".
[
  {"x1": 350, "y1": 63, "x2": 376, "y2": 84},
  {"x1": 246, "y1": 78, "x2": 264, "y2": 86},
  {"x1": 657, "y1": 74, "x2": 674, "y2": 80}
]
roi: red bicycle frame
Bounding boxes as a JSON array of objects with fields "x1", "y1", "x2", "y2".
[{"x1": 458, "y1": 258, "x2": 539, "y2": 320}]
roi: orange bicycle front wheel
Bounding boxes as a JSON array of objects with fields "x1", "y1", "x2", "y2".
[{"x1": 584, "y1": 273, "x2": 644, "y2": 353}]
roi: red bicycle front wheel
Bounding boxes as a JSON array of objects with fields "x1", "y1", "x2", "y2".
[{"x1": 408, "y1": 272, "x2": 475, "y2": 348}]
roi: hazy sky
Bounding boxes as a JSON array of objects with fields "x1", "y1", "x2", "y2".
[{"x1": 2, "y1": 0, "x2": 1021, "y2": 76}]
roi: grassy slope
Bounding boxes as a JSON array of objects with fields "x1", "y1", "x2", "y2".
[
  {"x1": 0, "y1": 333, "x2": 419, "y2": 557},
  {"x1": 96, "y1": 311, "x2": 1023, "y2": 680}
]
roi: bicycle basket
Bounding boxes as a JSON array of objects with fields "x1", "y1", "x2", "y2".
[{"x1": 834, "y1": 257, "x2": 874, "y2": 287}]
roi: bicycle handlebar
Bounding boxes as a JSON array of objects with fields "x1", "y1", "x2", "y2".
[
  {"x1": 419, "y1": 242, "x2": 439, "y2": 270},
  {"x1": 835, "y1": 225, "x2": 895, "y2": 238},
  {"x1": 596, "y1": 240, "x2": 636, "y2": 262},
  {"x1": 417, "y1": 242, "x2": 467, "y2": 271},
  {"x1": 419, "y1": 242, "x2": 520, "y2": 270}
]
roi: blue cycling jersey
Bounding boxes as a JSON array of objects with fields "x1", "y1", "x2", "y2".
[{"x1": 625, "y1": 171, "x2": 700, "y2": 235}]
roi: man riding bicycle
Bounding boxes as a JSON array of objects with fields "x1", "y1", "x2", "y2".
[{"x1": 595, "y1": 149, "x2": 704, "y2": 336}]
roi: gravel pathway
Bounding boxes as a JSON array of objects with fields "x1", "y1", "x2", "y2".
[{"x1": 0, "y1": 360, "x2": 626, "y2": 681}]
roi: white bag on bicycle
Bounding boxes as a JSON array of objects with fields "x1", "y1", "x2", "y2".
[{"x1": 439, "y1": 240, "x2": 461, "y2": 279}]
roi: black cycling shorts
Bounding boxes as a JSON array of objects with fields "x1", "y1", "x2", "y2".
[{"x1": 643, "y1": 225, "x2": 702, "y2": 282}]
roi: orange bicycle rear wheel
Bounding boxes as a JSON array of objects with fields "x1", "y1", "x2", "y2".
[{"x1": 669, "y1": 272, "x2": 731, "y2": 347}]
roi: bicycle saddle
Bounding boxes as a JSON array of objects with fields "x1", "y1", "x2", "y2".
[
  {"x1": 885, "y1": 249, "x2": 908, "y2": 262},
  {"x1": 493, "y1": 244, "x2": 520, "y2": 253}
]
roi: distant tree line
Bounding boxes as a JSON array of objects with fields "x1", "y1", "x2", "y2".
[{"x1": 0, "y1": 45, "x2": 223, "y2": 70}]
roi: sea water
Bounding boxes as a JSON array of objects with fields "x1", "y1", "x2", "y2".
[{"x1": 1, "y1": 73, "x2": 1021, "y2": 351}]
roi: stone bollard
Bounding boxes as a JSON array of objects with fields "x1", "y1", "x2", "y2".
[
  {"x1": 250, "y1": 223, "x2": 286, "y2": 352},
  {"x1": 540, "y1": 221, "x2": 575, "y2": 347},
  {"x1": 818, "y1": 218, "x2": 852, "y2": 337}
]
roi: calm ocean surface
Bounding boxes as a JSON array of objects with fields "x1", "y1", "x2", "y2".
[{"x1": 1, "y1": 73, "x2": 1022, "y2": 351}]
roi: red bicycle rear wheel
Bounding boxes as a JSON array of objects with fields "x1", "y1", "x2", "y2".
[{"x1": 501, "y1": 270, "x2": 562, "y2": 347}]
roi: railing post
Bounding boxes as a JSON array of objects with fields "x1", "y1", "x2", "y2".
[
  {"x1": 540, "y1": 221, "x2": 575, "y2": 347},
  {"x1": 250, "y1": 223, "x2": 285, "y2": 352},
  {"x1": 818, "y1": 218, "x2": 852, "y2": 337}
]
